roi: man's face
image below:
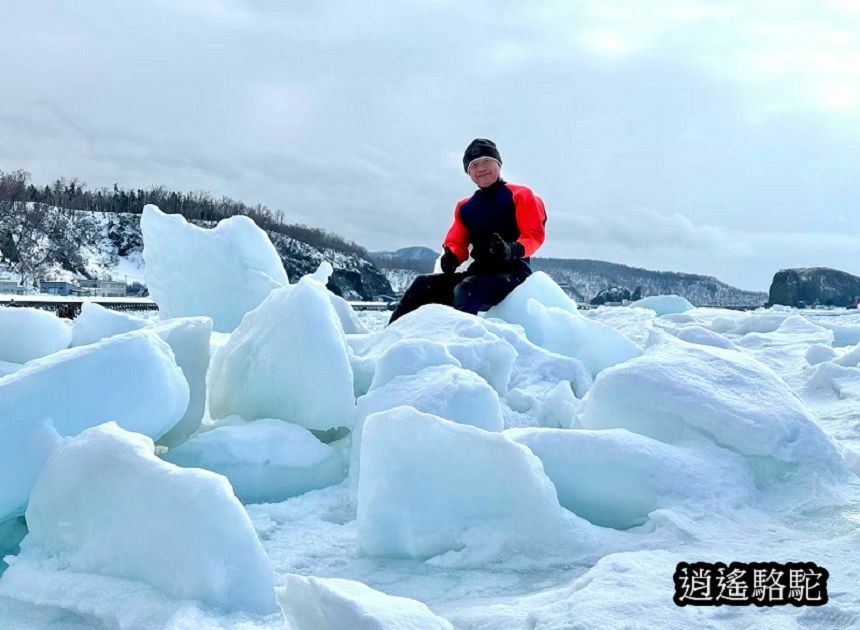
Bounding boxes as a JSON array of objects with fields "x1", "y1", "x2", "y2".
[{"x1": 468, "y1": 158, "x2": 501, "y2": 188}]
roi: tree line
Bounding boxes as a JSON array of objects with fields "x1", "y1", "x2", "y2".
[{"x1": 0, "y1": 169, "x2": 368, "y2": 258}]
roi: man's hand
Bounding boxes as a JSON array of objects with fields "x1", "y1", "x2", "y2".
[
  {"x1": 440, "y1": 247, "x2": 460, "y2": 274},
  {"x1": 472, "y1": 233, "x2": 525, "y2": 263}
]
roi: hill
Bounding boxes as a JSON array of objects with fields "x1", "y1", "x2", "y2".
[
  {"x1": 0, "y1": 171, "x2": 392, "y2": 300},
  {"x1": 373, "y1": 249, "x2": 768, "y2": 307}
]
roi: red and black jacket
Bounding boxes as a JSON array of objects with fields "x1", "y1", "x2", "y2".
[{"x1": 443, "y1": 179, "x2": 547, "y2": 274}]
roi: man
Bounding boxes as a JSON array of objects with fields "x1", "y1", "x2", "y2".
[{"x1": 389, "y1": 138, "x2": 546, "y2": 324}]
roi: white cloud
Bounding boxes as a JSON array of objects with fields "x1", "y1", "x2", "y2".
[{"x1": 0, "y1": 0, "x2": 857, "y2": 291}]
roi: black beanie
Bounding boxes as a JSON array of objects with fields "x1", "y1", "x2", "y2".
[{"x1": 463, "y1": 138, "x2": 502, "y2": 172}]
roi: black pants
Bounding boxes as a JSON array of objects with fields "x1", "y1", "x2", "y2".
[{"x1": 388, "y1": 270, "x2": 529, "y2": 324}]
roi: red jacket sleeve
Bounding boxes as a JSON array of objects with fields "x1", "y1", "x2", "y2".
[
  {"x1": 443, "y1": 199, "x2": 470, "y2": 263},
  {"x1": 509, "y1": 184, "x2": 547, "y2": 257}
]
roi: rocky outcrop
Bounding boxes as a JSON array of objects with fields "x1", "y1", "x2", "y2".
[
  {"x1": 768, "y1": 267, "x2": 860, "y2": 308},
  {"x1": 590, "y1": 286, "x2": 632, "y2": 305},
  {"x1": 269, "y1": 233, "x2": 392, "y2": 300}
]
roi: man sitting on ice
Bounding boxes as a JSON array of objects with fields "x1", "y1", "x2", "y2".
[{"x1": 389, "y1": 138, "x2": 547, "y2": 324}]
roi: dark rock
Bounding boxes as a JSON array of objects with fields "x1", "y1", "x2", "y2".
[
  {"x1": 590, "y1": 286, "x2": 631, "y2": 305},
  {"x1": 269, "y1": 232, "x2": 393, "y2": 301},
  {"x1": 768, "y1": 267, "x2": 860, "y2": 307}
]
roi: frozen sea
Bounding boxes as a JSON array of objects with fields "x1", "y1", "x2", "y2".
[{"x1": 1, "y1": 302, "x2": 858, "y2": 629}]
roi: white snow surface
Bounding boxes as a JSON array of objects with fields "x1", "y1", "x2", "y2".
[
  {"x1": 164, "y1": 418, "x2": 345, "y2": 504},
  {"x1": 0, "y1": 307, "x2": 71, "y2": 363},
  {"x1": 277, "y1": 574, "x2": 453, "y2": 630},
  {"x1": 0, "y1": 330, "x2": 189, "y2": 521},
  {"x1": 141, "y1": 204, "x2": 288, "y2": 332},
  {"x1": 5, "y1": 423, "x2": 277, "y2": 615}
]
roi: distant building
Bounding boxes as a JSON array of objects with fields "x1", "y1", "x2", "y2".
[
  {"x1": 0, "y1": 279, "x2": 23, "y2": 295},
  {"x1": 39, "y1": 281, "x2": 82, "y2": 296},
  {"x1": 77, "y1": 279, "x2": 128, "y2": 297}
]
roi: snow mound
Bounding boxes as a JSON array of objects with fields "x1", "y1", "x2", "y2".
[
  {"x1": 164, "y1": 418, "x2": 345, "y2": 504},
  {"x1": 728, "y1": 311, "x2": 790, "y2": 335},
  {"x1": 817, "y1": 321, "x2": 860, "y2": 347},
  {"x1": 806, "y1": 344, "x2": 837, "y2": 365},
  {"x1": 834, "y1": 342, "x2": 860, "y2": 367},
  {"x1": 0, "y1": 330, "x2": 189, "y2": 521},
  {"x1": 141, "y1": 204, "x2": 288, "y2": 332},
  {"x1": 0, "y1": 307, "x2": 71, "y2": 363},
  {"x1": 675, "y1": 325, "x2": 735, "y2": 349},
  {"x1": 628, "y1": 295, "x2": 694, "y2": 315},
  {"x1": 277, "y1": 575, "x2": 453, "y2": 630},
  {"x1": 209, "y1": 266, "x2": 354, "y2": 431},
  {"x1": 70, "y1": 302, "x2": 151, "y2": 346},
  {"x1": 357, "y1": 407, "x2": 591, "y2": 561},
  {"x1": 151, "y1": 317, "x2": 213, "y2": 447},
  {"x1": 16, "y1": 423, "x2": 277, "y2": 614},
  {"x1": 578, "y1": 335, "x2": 843, "y2": 474},
  {"x1": 507, "y1": 428, "x2": 753, "y2": 529}
]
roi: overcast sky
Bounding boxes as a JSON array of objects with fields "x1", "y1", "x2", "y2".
[{"x1": 1, "y1": 0, "x2": 858, "y2": 290}]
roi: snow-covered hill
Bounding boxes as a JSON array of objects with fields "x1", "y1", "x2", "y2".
[
  {"x1": 532, "y1": 258, "x2": 767, "y2": 307},
  {"x1": 0, "y1": 205, "x2": 392, "y2": 300}
]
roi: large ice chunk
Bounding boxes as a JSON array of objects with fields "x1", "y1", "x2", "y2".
[
  {"x1": 329, "y1": 293, "x2": 368, "y2": 334},
  {"x1": 523, "y1": 301, "x2": 640, "y2": 377},
  {"x1": 0, "y1": 360, "x2": 21, "y2": 378},
  {"x1": 357, "y1": 407, "x2": 590, "y2": 560},
  {"x1": 277, "y1": 575, "x2": 453, "y2": 630},
  {"x1": 349, "y1": 305, "x2": 517, "y2": 396},
  {"x1": 18, "y1": 423, "x2": 277, "y2": 614},
  {"x1": 164, "y1": 418, "x2": 345, "y2": 504},
  {"x1": 70, "y1": 302, "x2": 151, "y2": 346},
  {"x1": 141, "y1": 204, "x2": 288, "y2": 332},
  {"x1": 577, "y1": 336, "x2": 843, "y2": 473},
  {"x1": 209, "y1": 267, "x2": 354, "y2": 431},
  {"x1": 151, "y1": 317, "x2": 213, "y2": 447},
  {"x1": 628, "y1": 295, "x2": 694, "y2": 315},
  {"x1": 350, "y1": 365, "x2": 505, "y2": 498},
  {"x1": 0, "y1": 307, "x2": 71, "y2": 363},
  {"x1": 485, "y1": 271, "x2": 578, "y2": 320},
  {"x1": 483, "y1": 275, "x2": 639, "y2": 376},
  {"x1": 359, "y1": 365, "x2": 503, "y2": 432},
  {"x1": 369, "y1": 339, "x2": 461, "y2": 391},
  {"x1": 507, "y1": 428, "x2": 753, "y2": 529},
  {"x1": 0, "y1": 331, "x2": 189, "y2": 520}
]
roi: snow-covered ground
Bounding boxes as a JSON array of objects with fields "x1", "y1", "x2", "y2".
[{"x1": 1, "y1": 207, "x2": 858, "y2": 629}]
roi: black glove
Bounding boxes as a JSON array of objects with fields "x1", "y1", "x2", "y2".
[
  {"x1": 440, "y1": 247, "x2": 460, "y2": 274},
  {"x1": 472, "y1": 233, "x2": 525, "y2": 264}
]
